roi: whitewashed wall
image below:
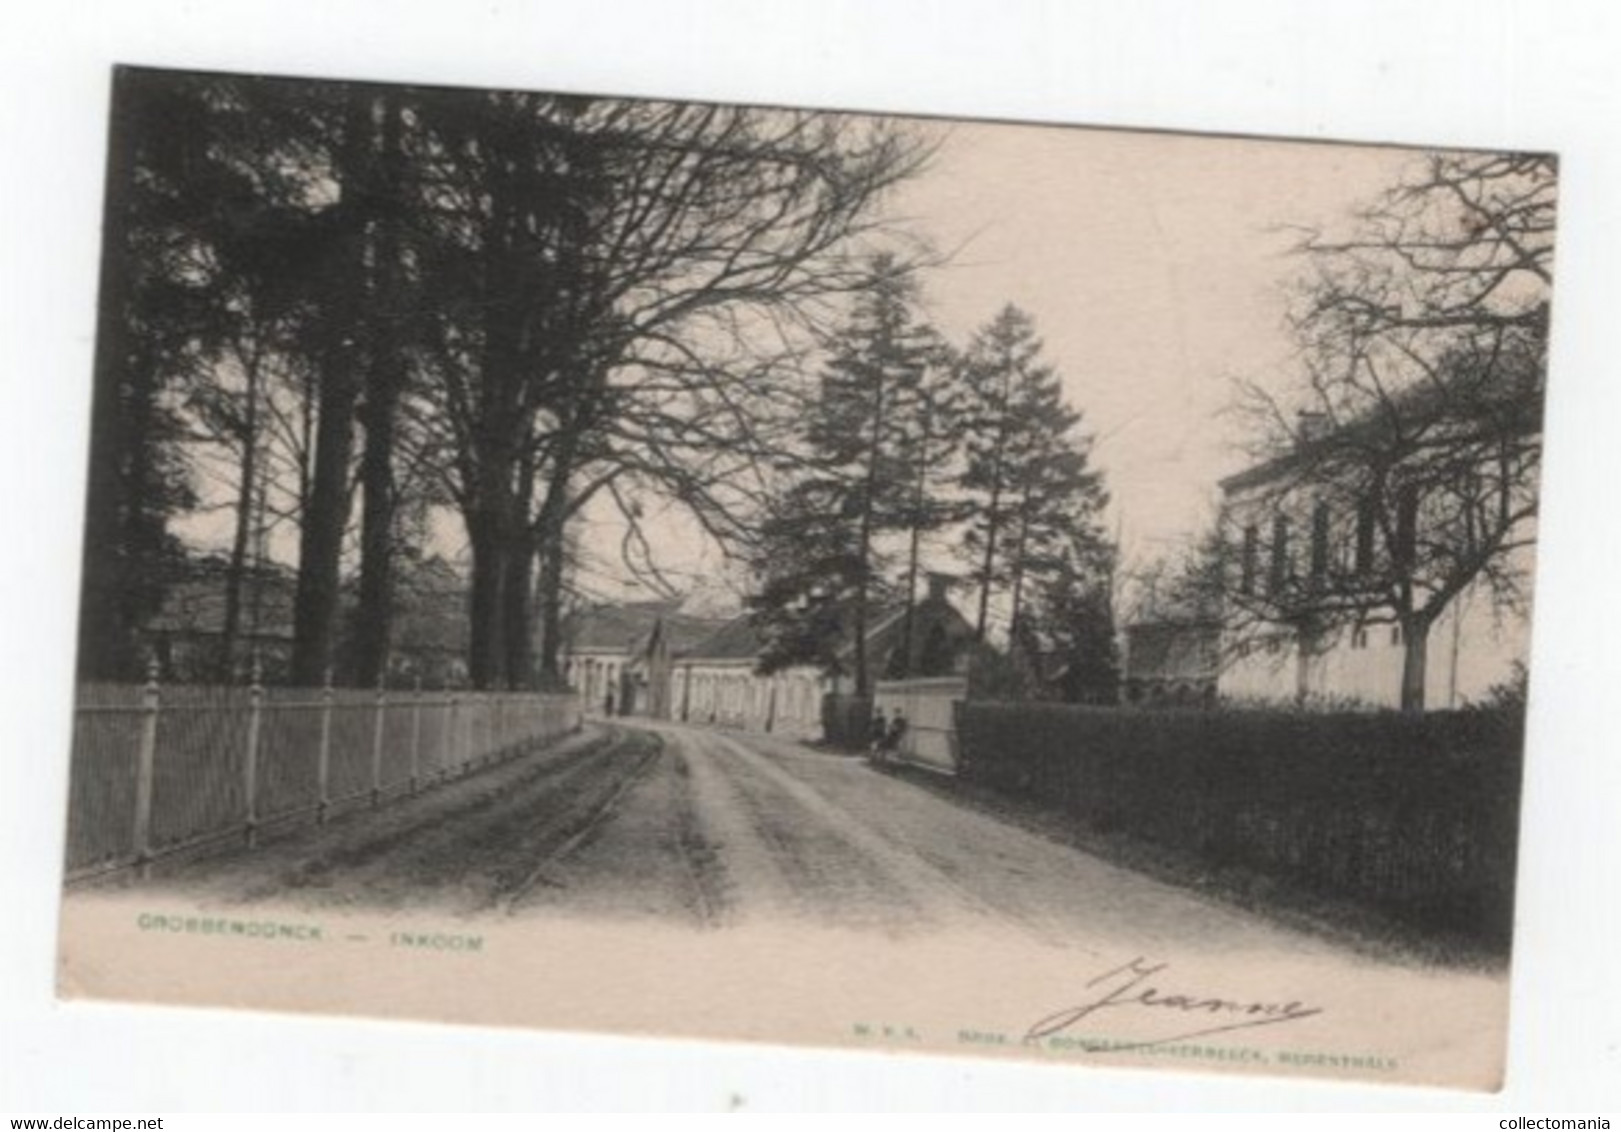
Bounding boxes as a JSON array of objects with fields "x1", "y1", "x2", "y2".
[
  {"x1": 1218, "y1": 577, "x2": 1531, "y2": 709},
  {"x1": 671, "y1": 662, "x2": 827, "y2": 738},
  {"x1": 873, "y1": 676, "x2": 967, "y2": 774}
]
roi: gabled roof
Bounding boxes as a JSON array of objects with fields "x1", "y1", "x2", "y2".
[
  {"x1": 148, "y1": 557, "x2": 474, "y2": 655},
  {"x1": 681, "y1": 594, "x2": 976, "y2": 668},
  {"x1": 682, "y1": 613, "x2": 768, "y2": 660},
  {"x1": 636, "y1": 610, "x2": 728, "y2": 658},
  {"x1": 1219, "y1": 369, "x2": 1543, "y2": 496},
  {"x1": 564, "y1": 600, "x2": 679, "y2": 651},
  {"x1": 147, "y1": 562, "x2": 297, "y2": 639},
  {"x1": 1124, "y1": 619, "x2": 1221, "y2": 682},
  {"x1": 564, "y1": 600, "x2": 726, "y2": 656}
]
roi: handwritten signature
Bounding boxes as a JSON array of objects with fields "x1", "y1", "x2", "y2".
[{"x1": 1024, "y1": 957, "x2": 1324, "y2": 1051}]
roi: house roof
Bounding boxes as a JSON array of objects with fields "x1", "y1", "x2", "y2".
[
  {"x1": 681, "y1": 595, "x2": 975, "y2": 668},
  {"x1": 147, "y1": 563, "x2": 297, "y2": 639},
  {"x1": 1219, "y1": 368, "x2": 1544, "y2": 496},
  {"x1": 682, "y1": 613, "x2": 768, "y2": 660},
  {"x1": 564, "y1": 600, "x2": 726, "y2": 656},
  {"x1": 147, "y1": 555, "x2": 474, "y2": 657},
  {"x1": 392, "y1": 586, "x2": 471, "y2": 655},
  {"x1": 1124, "y1": 619, "x2": 1221, "y2": 682}
]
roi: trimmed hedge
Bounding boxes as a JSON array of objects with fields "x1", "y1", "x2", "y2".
[{"x1": 955, "y1": 702, "x2": 1526, "y2": 950}]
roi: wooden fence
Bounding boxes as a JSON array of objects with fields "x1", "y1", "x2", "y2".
[{"x1": 64, "y1": 673, "x2": 583, "y2": 879}]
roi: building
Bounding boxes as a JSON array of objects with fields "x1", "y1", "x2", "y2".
[
  {"x1": 669, "y1": 615, "x2": 825, "y2": 736},
  {"x1": 559, "y1": 600, "x2": 725, "y2": 718},
  {"x1": 139, "y1": 554, "x2": 471, "y2": 686},
  {"x1": 560, "y1": 574, "x2": 977, "y2": 739},
  {"x1": 1213, "y1": 405, "x2": 1536, "y2": 711},
  {"x1": 674, "y1": 573, "x2": 978, "y2": 738},
  {"x1": 140, "y1": 557, "x2": 297, "y2": 682},
  {"x1": 1121, "y1": 619, "x2": 1220, "y2": 706}
]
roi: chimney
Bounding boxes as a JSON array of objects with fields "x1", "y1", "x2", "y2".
[
  {"x1": 925, "y1": 572, "x2": 952, "y2": 603},
  {"x1": 1296, "y1": 410, "x2": 1331, "y2": 445}
]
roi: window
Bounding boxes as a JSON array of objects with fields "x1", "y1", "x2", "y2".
[
  {"x1": 1269, "y1": 514, "x2": 1290, "y2": 594},
  {"x1": 1392, "y1": 483, "x2": 1419, "y2": 574},
  {"x1": 1355, "y1": 497, "x2": 1377, "y2": 576},
  {"x1": 1391, "y1": 624, "x2": 1403, "y2": 647},
  {"x1": 1240, "y1": 525, "x2": 1258, "y2": 595},
  {"x1": 1352, "y1": 627, "x2": 1369, "y2": 650},
  {"x1": 1310, "y1": 502, "x2": 1330, "y2": 588}
]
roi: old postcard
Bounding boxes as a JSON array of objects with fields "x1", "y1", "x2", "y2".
[{"x1": 56, "y1": 65, "x2": 1552, "y2": 1093}]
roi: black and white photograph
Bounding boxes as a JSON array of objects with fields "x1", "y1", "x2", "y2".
[{"x1": 8, "y1": 16, "x2": 1599, "y2": 1108}]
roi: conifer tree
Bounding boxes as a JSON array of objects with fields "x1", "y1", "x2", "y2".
[
  {"x1": 955, "y1": 306, "x2": 1110, "y2": 648},
  {"x1": 750, "y1": 257, "x2": 949, "y2": 693}
]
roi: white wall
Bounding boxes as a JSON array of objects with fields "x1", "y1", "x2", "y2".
[
  {"x1": 1218, "y1": 579, "x2": 1531, "y2": 709},
  {"x1": 671, "y1": 662, "x2": 827, "y2": 738},
  {"x1": 564, "y1": 652, "x2": 627, "y2": 716},
  {"x1": 873, "y1": 676, "x2": 967, "y2": 773}
]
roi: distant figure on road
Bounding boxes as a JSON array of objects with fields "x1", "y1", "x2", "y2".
[
  {"x1": 884, "y1": 712, "x2": 908, "y2": 758},
  {"x1": 870, "y1": 709, "x2": 907, "y2": 764}
]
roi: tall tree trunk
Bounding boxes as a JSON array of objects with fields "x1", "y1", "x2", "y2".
[
  {"x1": 352, "y1": 94, "x2": 406, "y2": 690},
  {"x1": 501, "y1": 449, "x2": 539, "y2": 690},
  {"x1": 973, "y1": 402, "x2": 1012, "y2": 644},
  {"x1": 852, "y1": 510, "x2": 872, "y2": 698},
  {"x1": 1399, "y1": 617, "x2": 1429, "y2": 713},
  {"x1": 461, "y1": 110, "x2": 533, "y2": 691},
  {"x1": 221, "y1": 342, "x2": 264, "y2": 680},
  {"x1": 291, "y1": 90, "x2": 371, "y2": 688},
  {"x1": 533, "y1": 456, "x2": 575, "y2": 687},
  {"x1": 352, "y1": 375, "x2": 400, "y2": 687},
  {"x1": 898, "y1": 519, "x2": 923, "y2": 681},
  {"x1": 1293, "y1": 624, "x2": 1318, "y2": 706},
  {"x1": 534, "y1": 526, "x2": 570, "y2": 689},
  {"x1": 852, "y1": 374, "x2": 888, "y2": 697},
  {"x1": 973, "y1": 478, "x2": 1004, "y2": 643},
  {"x1": 896, "y1": 426, "x2": 931, "y2": 680},
  {"x1": 290, "y1": 336, "x2": 361, "y2": 686},
  {"x1": 78, "y1": 72, "x2": 149, "y2": 682},
  {"x1": 466, "y1": 504, "x2": 509, "y2": 690},
  {"x1": 1006, "y1": 495, "x2": 1032, "y2": 636}
]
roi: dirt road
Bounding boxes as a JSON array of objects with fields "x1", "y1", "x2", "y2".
[{"x1": 65, "y1": 720, "x2": 1514, "y2": 1088}]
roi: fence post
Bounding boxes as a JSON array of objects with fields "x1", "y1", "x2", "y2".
[
  {"x1": 132, "y1": 657, "x2": 161, "y2": 877},
  {"x1": 448, "y1": 691, "x2": 461, "y2": 777},
  {"x1": 316, "y1": 667, "x2": 334, "y2": 824},
  {"x1": 410, "y1": 674, "x2": 423, "y2": 794},
  {"x1": 371, "y1": 677, "x2": 386, "y2": 807},
  {"x1": 243, "y1": 655, "x2": 264, "y2": 848}
]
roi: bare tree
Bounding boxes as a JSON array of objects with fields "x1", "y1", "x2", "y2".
[
  {"x1": 410, "y1": 96, "x2": 931, "y2": 688},
  {"x1": 1220, "y1": 151, "x2": 1553, "y2": 711}
]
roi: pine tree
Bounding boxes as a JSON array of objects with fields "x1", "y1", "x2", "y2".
[
  {"x1": 955, "y1": 306, "x2": 1110, "y2": 647},
  {"x1": 750, "y1": 257, "x2": 948, "y2": 693}
]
